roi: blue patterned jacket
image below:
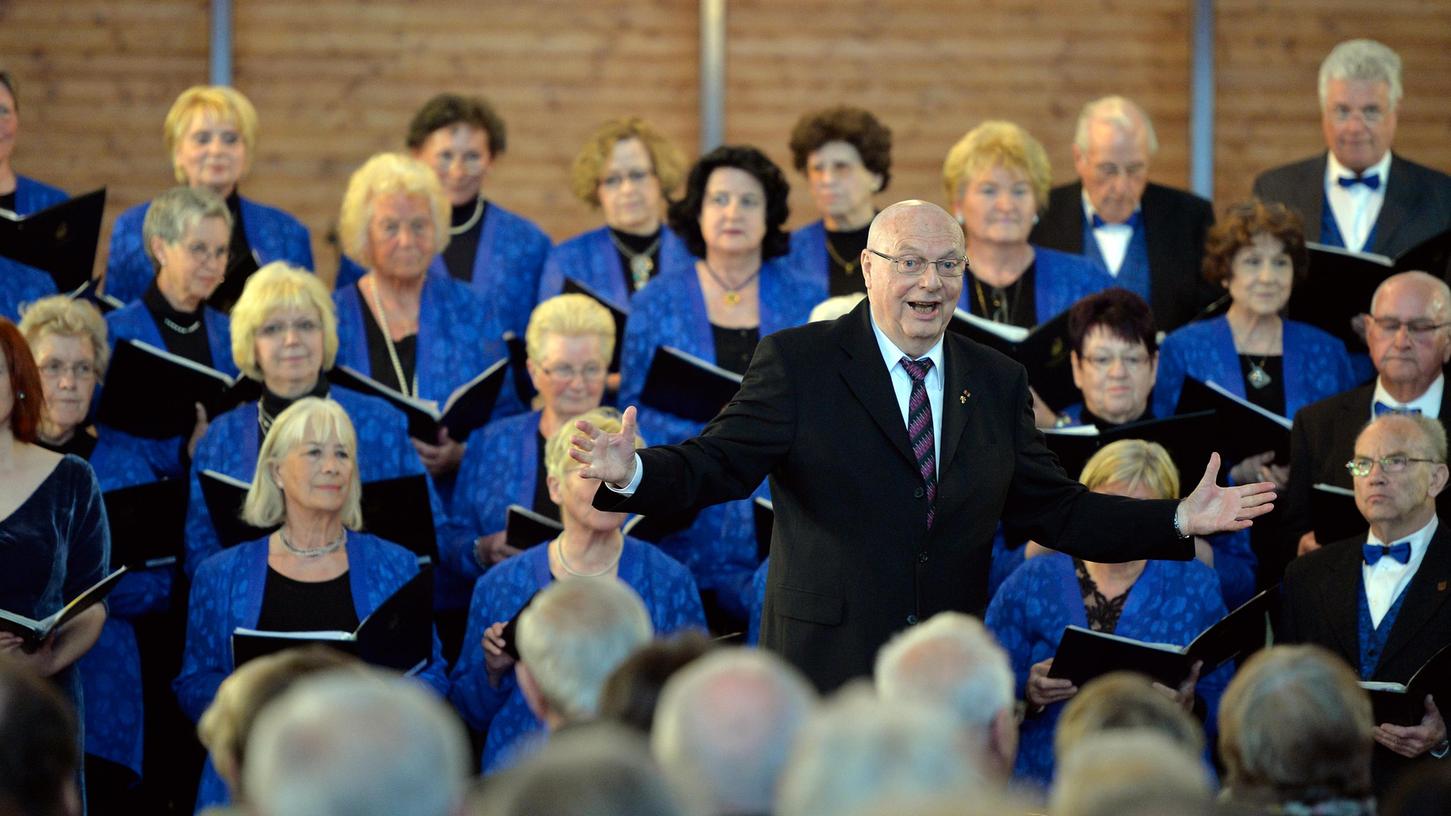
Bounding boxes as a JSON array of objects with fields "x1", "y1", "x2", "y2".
[
  {"x1": 954, "y1": 246, "x2": 1115, "y2": 325},
  {"x1": 0, "y1": 176, "x2": 66, "y2": 321},
  {"x1": 537, "y1": 225, "x2": 693, "y2": 309},
  {"x1": 337, "y1": 202, "x2": 551, "y2": 339},
  {"x1": 985, "y1": 553, "x2": 1229, "y2": 787},
  {"x1": 447, "y1": 539, "x2": 705, "y2": 773},
  {"x1": 104, "y1": 196, "x2": 313, "y2": 305},
  {"x1": 447, "y1": 411, "x2": 542, "y2": 582}
]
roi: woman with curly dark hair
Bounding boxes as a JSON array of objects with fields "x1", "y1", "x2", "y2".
[{"x1": 785, "y1": 106, "x2": 892, "y2": 297}]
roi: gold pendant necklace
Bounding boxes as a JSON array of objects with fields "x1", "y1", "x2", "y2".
[
  {"x1": 823, "y1": 236, "x2": 861, "y2": 276},
  {"x1": 701, "y1": 259, "x2": 761, "y2": 307},
  {"x1": 608, "y1": 229, "x2": 662, "y2": 291}
]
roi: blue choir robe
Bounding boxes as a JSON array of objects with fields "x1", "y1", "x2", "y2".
[
  {"x1": 175, "y1": 532, "x2": 448, "y2": 812},
  {"x1": 985, "y1": 553, "x2": 1229, "y2": 787},
  {"x1": 446, "y1": 410, "x2": 543, "y2": 582},
  {"x1": 447, "y1": 538, "x2": 705, "y2": 773},
  {"x1": 337, "y1": 202, "x2": 551, "y2": 339},
  {"x1": 955, "y1": 246, "x2": 1115, "y2": 325},
  {"x1": 537, "y1": 225, "x2": 694, "y2": 309},
  {"x1": 1152, "y1": 316, "x2": 1357, "y2": 422},
  {"x1": 0, "y1": 175, "x2": 66, "y2": 321},
  {"x1": 104, "y1": 196, "x2": 314, "y2": 305}
]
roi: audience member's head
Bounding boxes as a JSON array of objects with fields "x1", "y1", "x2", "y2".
[
  {"x1": 243, "y1": 669, "x2": 470, "y2": 816},
  {"x1": 598, "y1": 630, "x2": 714, "y2": 734},
  {"x1": 0, "y1": 658, "x2": 80, "y2": 816},
  {"x1": 516, "y1": 577, "x2": 654, "y2": 730},
  {"x1": 1218, "y1": 645, "x2": 1374, "y2": 810},
  {"x1": 197, "y1": 646, "x2": 363, "y2": 802},
  {"x1": 652, "y1": 647, "x2": 818, "y2": 815},
  {"x1": 1054, "y1": 671, "x2": 1205, "y2": 767},
  {"x1": 1049, "y1": 731, "x2": 1214, "y2": 816},
  {"x1": 874, "y1": 611, "x2": 1017, "y2": 778},
  {"x1": 1366, "y1": 271, "x2": 1451, "y2": 404},
  {"x1": 775, "y1": 686, "x2": 980, "y2": 816}
]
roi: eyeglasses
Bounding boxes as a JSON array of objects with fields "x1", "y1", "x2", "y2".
[
  {"x1": 185, "y1": 241, "x2": 228, "y2": 266},
  {"x1": 374, "y1": 219, "x2": 434, "y2": 241},
  {"x1": 1329, "y1": 105, "x2": 1387, "y2": 125},
  {"x1": 1091, "y1": 162, "x2": 1148, "y2": 180},
  {"x1": 1081, "y1": 352, "x2": 1152, "y2": 372},
  {"x1": 256, "y1": 318, "x2": 322, "y2": 339},
  {"x1": 1366, "y1": 316, "x2": 1450, "y2": 339},
  {"x1": 600, "y1": 169, "x2": 654, "y2": 190},
  {"x1": 543, "y1": 363, "x2": 606, "y2": 383},
  {"x1": 866, "y1": 249, "x2": 968, "y2": 279},
  {"x1": 432, "y1": 152, "x2": 486, "y2": 174},
  {"x1": 1345, "y1": 454, "x2": 1441, "y2": 477},
  {"x1": 38, "y1": 360, "x2": 96, "y2": 381}
]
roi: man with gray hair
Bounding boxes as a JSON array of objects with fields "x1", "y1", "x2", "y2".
[
  {"x1": 242, "y1": 669, "x2": 470, "y2": 816},
  {"x1": 1254, "y1": 39, "x2": 1451, "y2": 258},
  {"x1": 874, "y1": 611, "x2": 1017, "y2": 779},
  {"x1": 651, "y1": 648, "x2": 817, "y2": 815},
  {"x1": 1030, "y1": 95, "x2": 1218, "y2": 332}
]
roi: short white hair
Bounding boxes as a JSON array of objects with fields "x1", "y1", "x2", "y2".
[
  {"x1": 243, "y1": 670, "x2": 470, "y2": 816},
  {"x1": 875, "y1": 611, "x2": 1014, "y2": 731},
  {"x1": 1049, "y1": 730, "x2": 1213, "y2": 816},
  {"x1": 517, "y1": 578, "x2": 654, "y2": 723},
  {"x1": 1319, "y1": 39, "x2": 1403, "y2": 109},
  {"x1": 808, "y1": 293, "x2": 865, "y2": 323},
  {"x1": 1073, "y1": 95, "x2": 1159, "y2": 156},
  {"x1": 651, "y1": 648, "x2": 817, "y2": 815},
  {"x1": 775, "y1": 686, "x2": 981, "y2": 816},
  {"x1": 1369, "y1": 270, "x2": 1451, "y2": 323}
]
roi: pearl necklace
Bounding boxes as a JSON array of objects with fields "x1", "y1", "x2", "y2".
[
  {"x1": 368, "y1": 278, "x2": 419, "y2": 398},
  {"x1": 278, "y1": 527, "x2": 347, "y2": 558},
  {"x1": 450, "y1": 196, "x2": 484, "y2": 236}
]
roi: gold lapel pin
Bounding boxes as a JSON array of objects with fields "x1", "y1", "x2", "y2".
[
  {"x1": 1438, "y1": 580, "x2": 1447, "y2": 592},
  {"x1": 959, "y1": 389, "x2": 970, "y2": 404}
]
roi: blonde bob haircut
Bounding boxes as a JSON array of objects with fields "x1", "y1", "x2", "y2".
[
  {"x1": 337, "y1": 152, "x2": 451, "y2": 265},
  {"x1": 570, "y1": 117, "x2": 685, "y2": 208},
  {"x1": 525, "y1": 294, "x2": 616, "y2": 364},
  {"x1": 19, "y1": 295, "x2": 111, "y2": 378},
  {"x1": 230, "y1": 262, "x2": 338, "y2": 381},
  {"x1": 1078, "y1": 438, "x2": 1180, "y2": 500},
  {"x1": 942, "y1": 121, "x2": 1053, "y2": 215},
  {"x1": 545, "y1": 406, "x2": 643, "y2": 481},
  {"x1": 243, "y1": 397, "x2": 363, "y2": 530},
  {"x1": 164, "y1": 85, "x2": 259, "y2": 182}
]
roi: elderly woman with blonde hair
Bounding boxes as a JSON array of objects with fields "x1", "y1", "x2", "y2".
[
  {"x1": 105, "y1": 85, "x2": 313, "y2": 308},
  {"x1": 332, "y1": 152, "x2": 517, "y2": 483},
  {"x1": 448, "y1": 293, "x2": 615, "y2": 577},
  {"x1": 449, "y1": 406, "x2": 704, "y2": 773},
  {"x1": 175, "y1": 397, "x2": 447, "y2": 812},
  {"x1": 985, "y1": 438, "x2": 1229, "y2": 786},
  {"x1": 183, "y1": 261, "x2": 442, "y2": 577}
]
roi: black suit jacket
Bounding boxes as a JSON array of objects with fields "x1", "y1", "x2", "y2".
[
  {"x1": 1028, "y1": 181, "x2": 1219, "y2": 332},
  {"x1": 596, "y1": 301, "x2": 1192, "y2": 690},
  {"x1": 1253, "y1": 153, "x2": 1451, "y2": 261},
  {"x1": 1278, "y1": 522, "x2": 1451, "y2": 790}
]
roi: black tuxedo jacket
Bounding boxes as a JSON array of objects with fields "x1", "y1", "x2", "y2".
[
  {"x1": 1028, "y1": 181, "x2": 1219, "y2": 332},
  {"x1": 596, "y1": 301, "x2": 1192, "y2": 690},
  {"x1": 1278, "y1": 522, "x2": 1451, "y2": 790},
  {"x1": 1253, "y1": 153, "x2": 1451, "y2": 261},
  {"x1": 1284, "y1": 382, "x2": 1451, "y2": 543}
]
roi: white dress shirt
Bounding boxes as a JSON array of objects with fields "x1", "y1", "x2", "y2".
[
  {"x1": 1363, "y1": 515, "x2": 1437, "y2": 628},
  {"x1": 1081, "y1": 191, "x2": 1138, "y2": 277},
  {"x1": 1325, "y1": 150, "x2": 1392, "y2": 254},
  {"x1": 1371, "y1": 373, "x2": 1444, "y2": 420}
]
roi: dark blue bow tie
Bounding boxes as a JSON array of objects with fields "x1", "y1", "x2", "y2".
[
  {"x1": 1338, "y1": 173, "x2": 1382, "y2": 191},
  {"x1": 1363, "y1": 541, "x2": 1412, "y2": 565},
  {"x1": 1373, "y1": 401, "x2": 1422, "y2": 418},
  {"x1": 1091, "y1": 211, "x2": 1141, "y2": 230}
]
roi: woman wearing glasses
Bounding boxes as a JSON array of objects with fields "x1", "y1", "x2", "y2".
[
  {"x1": 336, "y1": 94, "x2": 551, "y2": 341},
  {"x1": 448, "y1": 294, "x2": 615, "y2": 577}
]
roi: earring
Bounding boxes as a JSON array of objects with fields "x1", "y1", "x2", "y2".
[
  {"x1": 1033, "y1": 214, "x2": 1040, "y2": 225},
  {"x1": 15, "y1": 391, "x2": 23, "y2": 400},
  {"x1": 955, "y1": 213, "x2": 965, "y2": 225}
]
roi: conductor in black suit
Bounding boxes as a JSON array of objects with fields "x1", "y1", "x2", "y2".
[
  {"x1": 1252, "y1": 39, "x2": 1451, "y2": 260},
  {"x1": 1028, "y1": 96, "x2": 1218, "y2": 333},
  {"x1": 572, "y1": 200, "x2": 1275, "y2": 691},
  {"x1": 1279, "y1": 412, "x2": 1451, "y2": 790}
]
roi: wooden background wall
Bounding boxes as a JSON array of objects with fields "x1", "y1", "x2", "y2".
[{"x1": 2, "y1": 0, "x2": 1449, "y2": 284}]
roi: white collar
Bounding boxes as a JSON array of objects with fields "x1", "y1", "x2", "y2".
[
  {"x1": 1367, "y1": 514, "x2": 1438, "y2": 556},
  {"x1": 1373, "y1": 373, "x2": 1444, "y2": 418},
  {"x1": 1080, "y1": 189, "x2": 1141, "y2": 227},
  {"x1": 1326, "y1": 150, "x2": 1393, "y2": 186},
  {"x1": 868, "y1": 312, "x2": 946, "y2": 375}
]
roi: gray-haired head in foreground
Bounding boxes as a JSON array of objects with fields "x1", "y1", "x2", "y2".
[
  {"x1": 1049, "y1": 730, "x2": 1213, "y2": 816},
  {"x1": 479, "y1": 723, "x2": 686, "y2": 816},
  {"x1": 242, "y1": 669, "x2": 469, "y2": 816},
  {"x1": 651, "y1": 647, "x2": 817, "y2": 815},
  {"x1": 875, "y1": 611, "x2": 1014, "y2": 731}
]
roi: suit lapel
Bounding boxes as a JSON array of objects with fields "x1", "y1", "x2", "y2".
[
  {"x1": 1317, "y1": 541, "x2": 1366, "y2": 663},
  {"x1": 1380, "y1": 525, "x2": 1451, "y2": 671},
  {"x1": 837, "y1": 306, "x2": 917, "y2": 471},
  {"x1": 1371, "y1": 156, "x2": 1416, "y2": 257},
  {"x1": 1300, "y1": 156, "x2": 1329, "y2": 242}
]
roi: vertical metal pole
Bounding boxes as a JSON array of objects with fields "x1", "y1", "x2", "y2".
[
  {"x1": 1188, "y1": 0, "x2": 1214, "y2": 199},
  {"x1": 700, "y1": 0, "x2": 726, "y2": 151},
  {"x1": 210, "y1": 0, "x2": 233, "y2": 86}
]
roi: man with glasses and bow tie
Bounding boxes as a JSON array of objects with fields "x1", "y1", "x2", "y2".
[
  {"x1": 1279, "y1": 412, "x2": 1451, "y2": 790},
  {"x1": 571, "y1": 199, "x2": 1276, "y2": 692},
  {"x1": 1286, "y1": 272, "x2": 1451, "y2": 556},
  {"x1": 1253, "y1": 39, "x2": 1451, "y2": 261}
]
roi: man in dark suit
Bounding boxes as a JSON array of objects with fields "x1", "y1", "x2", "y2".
[
  {"x1": 574, "y1": 200, "x2": 1275, "y2": 691},
  {"x1": 1285, "y1": 271, "x2": 1451, "y2": 557},
  {"x1": 1253, "y1": 39, "x2": 1451, "y2": 262},
  {"x1": 1028, "y1": 96, "x2": 1218, "y2": 333},
  {"x1": 1278, "y1": 412, "x2": 1451, "y2": 790}
]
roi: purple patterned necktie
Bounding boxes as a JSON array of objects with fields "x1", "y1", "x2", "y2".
[{"x1": 900, "y1": 356, "x2": 937, "y2": 529}]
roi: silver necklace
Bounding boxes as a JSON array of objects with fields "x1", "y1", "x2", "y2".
[
  {"x1": 450, "y1": 196, "x2": 484, "y2": 236},
  {"x1": 368, "y1": 278, "x2": 418, "y2": 398},
  {"x1": 278, "y1": 527, "x2": 346, "y2": 558},
  {"x1": 162, "y1": 316, "x2": 202, "y2": 335},
  {"x1": 608, "y1": 229, "x2": 662, "y2": 291},
  {"x1": 1246, "y1": 358, "x2": 1272, "y2": 389},
  {"x1": 553, "y1": 535, "x2": 622, "y2": 578}
]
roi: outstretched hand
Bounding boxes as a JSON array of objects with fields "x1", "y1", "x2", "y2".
[
  {"x1": 570, "y1": 405, "x2": 640, "y2": 488},
  {"x1": 1178, "y1": 452, "x2": 1277, "y2": 536}
]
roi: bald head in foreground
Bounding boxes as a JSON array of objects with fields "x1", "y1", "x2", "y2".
[{"x1": 576, "y1": 199, "x2": 1275, "y2": 691}]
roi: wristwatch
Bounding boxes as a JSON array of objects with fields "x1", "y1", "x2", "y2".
[{"x1": 1432, "y1": 739, "x2": 1450, "y2": 759}]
